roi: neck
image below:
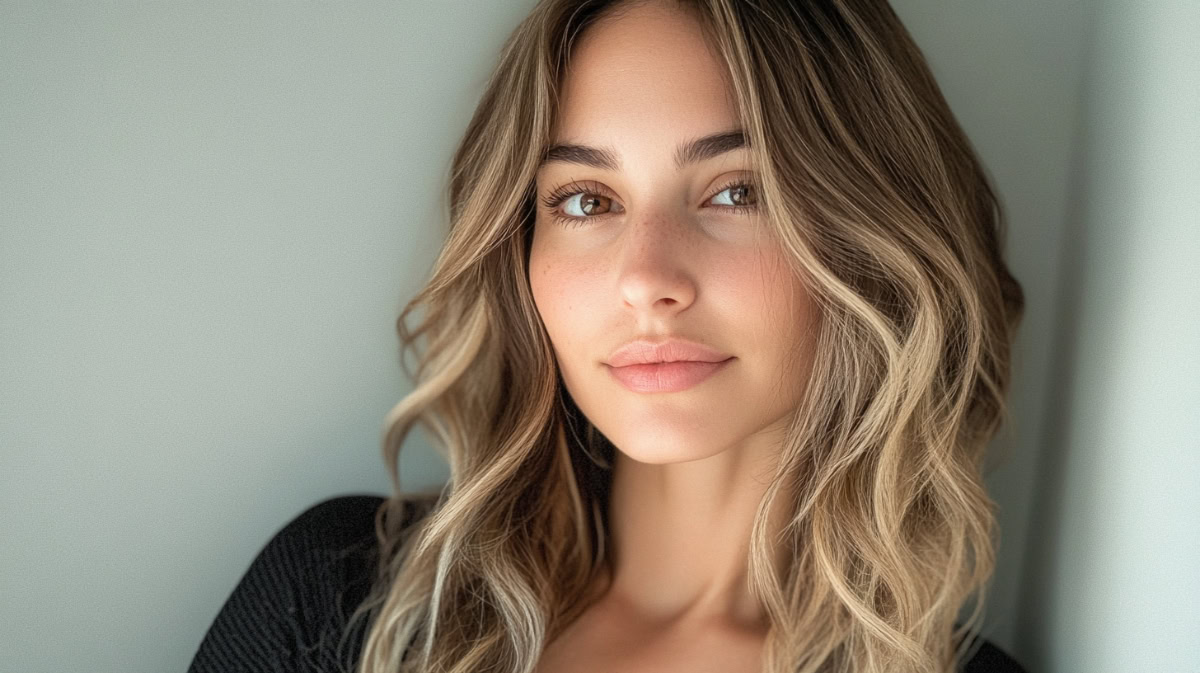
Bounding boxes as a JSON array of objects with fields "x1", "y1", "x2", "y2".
[{"x1": 598, "y1": 434, "x2": 792, "y2": 633}]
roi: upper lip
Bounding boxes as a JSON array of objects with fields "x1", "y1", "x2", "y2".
[{"x1": 605, "y1": 337, "x2": 733, "y2": 368}]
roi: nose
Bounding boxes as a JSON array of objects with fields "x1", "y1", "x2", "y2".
[{"x1": 615, "y1": 210, "x2": 699, "y2": 316}]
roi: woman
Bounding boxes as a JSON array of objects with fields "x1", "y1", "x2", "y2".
[{"x1": 189, "y1": 1, "x2": 1027, "y2": 672}]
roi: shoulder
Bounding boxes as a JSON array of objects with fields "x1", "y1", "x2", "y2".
[
  {"x1": 267, "y1": 494, "x2": 387, "y2": 562},
  {"x1": 961, "y1": 636, "x2": 1029, "y2": 673},
  {"x1": 263, "y1": 493, "x2": 437, "y2": 587},
  {"x1": 188, "y1": 495, "x2": 395, "y2": 673},
  {"x1": 246, "y1": 494, "x2": 389, "y2": 603}
]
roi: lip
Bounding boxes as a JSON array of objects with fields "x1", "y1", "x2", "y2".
[
  {"x1": 606, "y1": 358, "x2": 734, "y2": 393},
  {"x1": 606, "y1": 338, "x2": 732, "y2": 368},
  {"x1": 604, "y1": 337, "x2": 734, "y2": 393}
]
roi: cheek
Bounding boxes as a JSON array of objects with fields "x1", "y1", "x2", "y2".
[
  {"x1": 720, "y1": 247, "x2": 795, "y2": 326},
  {"x1": 760, "y1": 253, "x2": 809, "y2": 333},
  {"x1": 528, "y1": 240, "x2": 594, "y2": 360},
  {"x1": 729, "y1": 247, "x2": 815, "y2": 376}
]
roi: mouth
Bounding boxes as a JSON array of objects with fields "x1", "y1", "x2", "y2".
[{"x1": 606, "y1": 357, "x2": 734, "y2": 393}]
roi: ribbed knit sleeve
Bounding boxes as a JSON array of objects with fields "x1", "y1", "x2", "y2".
[
  {"x1": 960, "y1": 634, "x2": 1029, "y2": 673},
  {"x1": 187, "y1": 495, "x2": 390, "y2": 673}
]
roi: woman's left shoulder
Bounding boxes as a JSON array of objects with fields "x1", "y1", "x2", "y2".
[{"x1": 961, "y1": 637, "x2": 1029, "y2": 673}]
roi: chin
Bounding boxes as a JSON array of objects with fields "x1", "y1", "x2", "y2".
[{"x1": 604, "y1": 430, "x2": 730, "y2": 466}]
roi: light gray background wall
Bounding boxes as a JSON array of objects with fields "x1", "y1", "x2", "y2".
[
  {"x1": 1, "y1": 2, "x2": 1195, "y2": 672},
  {"x1": 1011, "y1": 1, "x2": 1200, "y2": 670}
]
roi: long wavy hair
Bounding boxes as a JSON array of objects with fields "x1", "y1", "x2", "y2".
[{"x1": 344, "y1": 1, "x2": 1026, "y2": 672}]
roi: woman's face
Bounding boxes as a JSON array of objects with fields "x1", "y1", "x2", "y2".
[{"x1": 529, "y1": 3, "x2": 816, "y2": 465}]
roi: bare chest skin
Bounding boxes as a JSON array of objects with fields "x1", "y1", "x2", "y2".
[{"x1": 534, "y1": 596, "x2": 766, "y2": 673}]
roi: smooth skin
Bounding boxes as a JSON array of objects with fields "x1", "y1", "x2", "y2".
[{"x1": 528, "y1": 3, "x2": 817, "y2": 672}]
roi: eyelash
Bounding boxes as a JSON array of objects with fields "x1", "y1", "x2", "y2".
[{"x1": 539, "y1": 178, "x2": 758, "y2": 228}]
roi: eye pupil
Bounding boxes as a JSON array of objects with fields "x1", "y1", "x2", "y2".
[
  {"x1": 730, "y1": 184, "x2": 755, "y2": 206},
  {"x1": 581, "y1": 194, "x2": 607, "y2": 215}
]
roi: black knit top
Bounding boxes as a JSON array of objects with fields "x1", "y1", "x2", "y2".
[{"x1": 187, "y1": 495, "x2": 1029, "y2": 673}]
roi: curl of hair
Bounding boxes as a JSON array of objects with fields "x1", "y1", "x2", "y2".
[{"x1": 344, "y1": 1, "x2": 1025, "y2": 672}]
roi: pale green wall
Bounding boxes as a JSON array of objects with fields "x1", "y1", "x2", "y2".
[
  {"x1": 1011, "y1": 1, "x2": 1200, "y2": 670},
  {"x1": 2, "y1": 2, "x2": 1195, "y2": 672}
]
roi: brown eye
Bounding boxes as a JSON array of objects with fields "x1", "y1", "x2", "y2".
[
  {"x1": 539, "y1": 181, "x2": 624, "y2": 228},
  {"x1": 710, "y1": 181, "x2": 758, "y2": 208},
  {"x1": 563, "y1": 192, "x2": 617, "y2": 217},
  {"x1": 731, "y1": 184, "x2": 755, "y2": 206}
]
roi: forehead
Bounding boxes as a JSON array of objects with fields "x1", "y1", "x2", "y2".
[{"x1": 551, "y1": 3, "x2": 740, "y2": 153}]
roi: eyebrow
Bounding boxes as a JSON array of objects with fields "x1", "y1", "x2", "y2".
[{"x1": 539, "y1": 129, "x2": 747, "y2": 172}]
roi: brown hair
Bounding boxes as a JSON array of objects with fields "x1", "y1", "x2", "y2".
[{"x1": 346, "y1": 1, "x2": 1025, "y2": 672}]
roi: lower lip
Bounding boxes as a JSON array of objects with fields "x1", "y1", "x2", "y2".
[{"x1": 605, "y1": 358, "x2": 734, "y2": 393}]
